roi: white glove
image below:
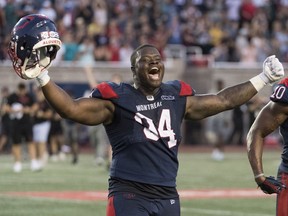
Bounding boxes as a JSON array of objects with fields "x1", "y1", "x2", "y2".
[
  {"x1": 260, "y1": 55, "x2": 284, "y2": 84},
  {"x1": 36, "y1": 69, "x2": 50, "y2": 87},
  {"x1": 21, "y1": 47, "x2": 54, "y2": 80}
]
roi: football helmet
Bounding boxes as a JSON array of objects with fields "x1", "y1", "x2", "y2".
[{"x1": 8, "y1": 14, "x2": 62, "y2": 79}]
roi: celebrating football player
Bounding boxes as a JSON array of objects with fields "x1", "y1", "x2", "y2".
[{"x1": 8, "y1": 14, "x2": 285, "y2": 216}]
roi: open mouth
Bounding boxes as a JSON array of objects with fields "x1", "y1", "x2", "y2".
[{"x1": 148, "y1": 67, "x2": 160, "y2": 80}]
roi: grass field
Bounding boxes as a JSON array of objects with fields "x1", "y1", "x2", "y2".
[{"x1": 0, "y1": 146, "x2": 281, "y2": 216}]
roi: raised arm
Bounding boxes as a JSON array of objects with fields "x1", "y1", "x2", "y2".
[
  {"x1": 40, "y1": 73, "x2": 114, "y2": 126},
  {"x1": 185, "y1": 55, "x2": 284, "y2": 120},
  {"x1": 185, "y1": 81, "x2": 257, "y2": 120}
]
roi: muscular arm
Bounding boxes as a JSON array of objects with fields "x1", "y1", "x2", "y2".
[
  {"x1": 247, "y1": 101, "x2": 288, "y2": 183},
  {"x1": 185, "y1": 81, "x2": 257, "y2": 120},
  {"x1": 41, "y1": 81, "x2": 115, "y2": 125}
]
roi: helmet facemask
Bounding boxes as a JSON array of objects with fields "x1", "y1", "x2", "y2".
[
  {"x1": 22, "y1": 44, "x2": 59, "y2": 79},
  {"x1": 8, "y1": 39, "x2": 61, "y2": 79}
]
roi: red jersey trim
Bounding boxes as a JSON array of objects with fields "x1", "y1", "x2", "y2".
[
  {"x1": 179, "y1": 81, "x2": 193, "y2": 96},
  {"x1": 279, "y1": 78, "x2": 288, "y2": 87},
  {"x1": 96, "y1": 82, "x2": 119, "y2": 99}
]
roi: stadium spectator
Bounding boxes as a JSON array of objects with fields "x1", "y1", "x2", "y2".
[
  {"x1": 271, "y1": 20, "x2": 288, "y2": 62},
  {"x1": 17, "y1": 0, "x2": 38, "y2": 18},
  {"x1": 94, "y1": 29, "x2": 111, "y2": 61},
  {"x1": 93, "y1": 0, "x2": 108, "y2": 30},
  {"x1": 239, "y1": 0, "x2": 257, "y2": 27},
  {"x1": 2, "y1": 0, "x2": 18, "y2": 36},
  {"x1": 167, "y1": 14, "x2": 182, "y2": 45},
  {"x1": 119, "y1": 41, "x2": 134, "y2": 64},
  {"x1": 1, "y1": 0, "x2": 288, "y2": 64},
  {"x1": 238, "y1": 35, "x2": 258, "y2": 64},
  {"x1": 8, "y1": 14, "x2": 285, "y2": 214},
  {"x1": 225, "y1": 0, "x2": 242, "y2": 22},
  {"x1": 61, "y1": 30, "x2": 79, "y2": 61},
  {"x1": 76, "y1": 36, "x2": 95, "y2": 66},
  {"x1": 74, "y1": 0, "x2": 94, "y2": 26},
  {"x1": 108, "y1": 36, "x2": 120, "y2": 62},
  {"x1": 38, "y1": 0, "x2": 57, "y2": 22}
]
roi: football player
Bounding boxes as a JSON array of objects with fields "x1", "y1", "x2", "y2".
[
  {"x1": 247, "y1": 79, "x2": 288, "y2": 215},
  {"x1": 8, "y1": 14, "x2": 285, "y2": 216}
]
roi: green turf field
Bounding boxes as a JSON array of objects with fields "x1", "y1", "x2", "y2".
[{"x1": 0, "y1": 147, "x2": 281, "y2": 216}]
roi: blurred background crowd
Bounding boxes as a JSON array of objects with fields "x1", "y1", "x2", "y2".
[
  {"x1": 0, "y1": 0, "x2": 286, "y2": 171},
  {"x1": 1, "y1": 0, "x2": 288, "y2": 63}
]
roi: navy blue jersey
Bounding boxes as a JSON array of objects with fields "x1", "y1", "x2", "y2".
[
  {"x1": 270, "y1": 78, "x2": 288, "y2": 172},
  {"x1": 91, "y1": 80, "x2": 194, "y2": 187}
]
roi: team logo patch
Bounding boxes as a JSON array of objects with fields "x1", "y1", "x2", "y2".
[
  {"x1": 41, "y1": 31, "x2": 59, "y2": 39},
  {"x1": 161, "y1": 95, "x2": 175, "y2": 100}
]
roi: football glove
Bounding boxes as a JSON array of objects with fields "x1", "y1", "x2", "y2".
[
  {"x1": 260, "y1": 55, "x2": 284, "y2": 85},
  {"x1": 257, "y1": 176, "x2": 286, "y2": 194}
]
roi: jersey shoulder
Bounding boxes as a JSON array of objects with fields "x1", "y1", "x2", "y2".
[
  {"x1": 164, "y1": 80, "x2": 195, "y2": 96},
  {"x1": 91, "y1": 81, "x2": 195, "y2": 99},
  {"x1": 90, "y1": 82, "x2": 124, "y2": 99},
  {"x1": 270, "y1": 78, "x2": 288, "y2": 104}
]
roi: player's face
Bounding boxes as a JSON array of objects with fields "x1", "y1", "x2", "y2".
[{"x1": 134, "y1": 47, "x2": 164, "y2": 94}]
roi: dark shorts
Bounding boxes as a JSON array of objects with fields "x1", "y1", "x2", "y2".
[
  {"x1": 10, "y1": 119, "x2": 33, "y2": 144},
  {"x1": 49, "y1": 119, "x2": 63, "y2": 135},
  {"x1": 106, "y1": 192, "x2": 180, "y2": 216},
  {"x1": 1, "y1": 117, "x2": 11, "y2": 136}
]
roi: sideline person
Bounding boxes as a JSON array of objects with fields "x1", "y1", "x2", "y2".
[
  {"x1": 8, "y1": 14, "x2": 285, "y2": 216},
  {"x1": 6, "y1": 82, "x2": 39, "y2": 172}
]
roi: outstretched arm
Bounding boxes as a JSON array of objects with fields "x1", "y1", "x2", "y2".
[
  {"x1": 40, "y1": 72, "x2": 114, "y2": 126},
  {"x1": 185, "y1": 81, "x2": 257, "y2": 120},
  {"x1": 185, "y1": 55, "x2": 284, "y2": 120}
]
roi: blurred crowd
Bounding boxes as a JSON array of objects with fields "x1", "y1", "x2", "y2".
[{"x1": 1, "y1": 0, "x2": 288, "y2": 63}]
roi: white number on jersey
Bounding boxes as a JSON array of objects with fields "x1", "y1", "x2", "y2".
[
  {"x1": 134, "y1": 109, "x2": 177, "y2": 148},
  {"x1": 271, "y1": 85, "x2": 286, "y2": 100}
]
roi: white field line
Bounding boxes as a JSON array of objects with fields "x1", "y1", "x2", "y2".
[
  {"x1": 181, "y1": 207, "x2": 273, "y2": 216},
  {"x1": 179, "y1": 189, "x2": 270, "y2": 199},
  {"x1": 3, "y1": 189, "x2": 272, "y2": 201}
]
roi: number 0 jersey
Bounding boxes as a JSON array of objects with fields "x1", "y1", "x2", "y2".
[
  {"x1": 91, "y1": 80, "x2": 194, "y2": 187},
  {"x1": 270, "y1": 78, "x2": 288, "y2": 172}
]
